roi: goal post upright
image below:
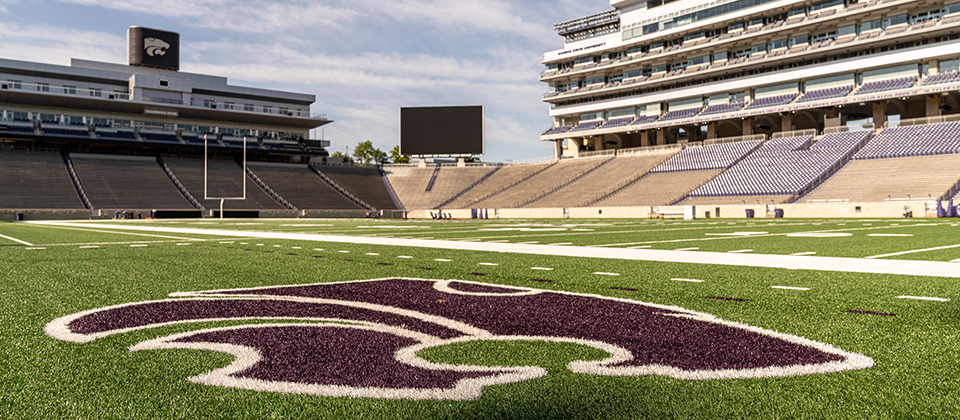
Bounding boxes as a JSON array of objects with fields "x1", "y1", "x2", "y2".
[{"x1": 204, "y1": 134, "x2": 248, "y2": 219}]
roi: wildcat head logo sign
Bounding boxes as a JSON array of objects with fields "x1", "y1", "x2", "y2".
[
  {"x1": 46, "y1": 278, "x2": 873, "y2": 400},
  {"x1": 144, "y1": 38, "x2": 170, "y2": 57}
]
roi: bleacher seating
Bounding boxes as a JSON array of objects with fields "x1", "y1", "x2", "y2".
[
  {"x1": 853, "y1": 121, "x2": 960, "y2": 159},
  {"x1": 181, "y1": 135, "x2": 207, "y2": 146},
  {"x1": 921, "y1": 72, "x2": 960, "y2": 86},
  {"x1": 529, "y1": 152, "x2": 676, "y2": 208},
  {"x1": 855, "y1": 76, "x2": 918, "y2": 95},
  {"x1": 164, "y1": 157, "x2": 287, "y2": 210},
  {"x1": 246, "y1": 163, "x2": 360, "y2": 209},
  {"x1": 543, "y1": 125, "x2": 571, "y2": 135},
  {"x1": 592, "y1": 169, "x2": 719, "y2": 207},
  {"x1": 475, "y1": 158, "x2": 610, "y2": 208},
  {"x1": 652, "y1": 140, "x2": 763, "y2": 172},
  {"x1": 96, "y1": 131, "x2": 138, "y2": 141},
  {"x1": 802, "y1": 154, "x2": 960, "y2": 202},
  {"x1": 0, "y1": 149, "x2": 86, "y2": 209},
  {"x1": 657, "y1": 107, "x2": 702, "y2": 122},
  {"x1": 140, "y1": 133, "x2": 181, "y2": 144},
  {"x1": 6, "y1": 125, "x2": 36, "y2": 135},
  {"x1": 687, "y1": 131, "x2": 870, "y2": 198},
  {"x1": 316, "y1": 165, "x2": 398, "y2": 210},
  {"x1": 797, "y1": 85, "x2": 853, "y2": 102},
  {"x1": 742, "y1": 93, "x2": 798, "y2": 110},
  {"x1": 599, "y1": 116, "x2": 635, "y2": 129},
  {"x1": 629, "y1": 115, "x2": 659, "y2": 126},
  {"x1": 699, "y1": 102, "x2": 744, "y2": 116},
  {"x1": 568, "y1": 120, "x2": 605, "y2": 133},
  {"x1": 69, "y1": 154, "x2": 194, "y2": 209},
  {"x1": 385, "y1": 166, "x2": 498, "y2": 209},
  {"x1": 442, "y1": 162, "x2": 554, "y2": 209},
  {"x1": 41, "y1": 127, "x2": 90, "y2": 139}
]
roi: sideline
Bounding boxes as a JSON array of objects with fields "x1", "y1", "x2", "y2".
[{"x1": 23, "y1": 221, "x2": 960, "y2": 278}]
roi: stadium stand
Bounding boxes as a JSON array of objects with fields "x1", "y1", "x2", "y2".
[
  {"x1": 657, "y1": 107, "x2": 702, "y2": 122},
  {"x1": 592, "y1": 169, "x2": 723, "y2": 207},
  {"x1": 699, "y1": 102, "x2": 744, "y2": 116},
  {"x1": 801, "y1": 155, "x2": 960, "y2": 202},
  {"x1": 69, "y1": 154, "x2": 194, "y2": 209},
  {"x1": 853, "y1": 122, "x2": 960, "y2": 159},
  {"x1": 598, "y1": 116, "x2": 635, "y2": 129},
  {"x1": 652, "y1": 140, "x2": 763, "y2": 172},
  {"x1": 921, "y1": 72, "x2": 960, "y2": 86},
  {"x1": 529, "y1": 151, "x2": 677, "y2": 208},
  {"x1": 468, "y1": 158, "x2": 611, "y2": 209},
  {"x1": 569, "y1": 120, "x2": 605, "y2": 133},
  {"x1": 140, "y1": 133, "x2": 181, "y2": 144},
  {"x1": 96, "y1": 131, "x2": 138, "y2": 141},
  {"x1": 384, "y1": 166, "x2": 499, "y2": 210},
  {"x1": 742, "y1": 93, "x2": 798, "y2": 110},
  {"x1": 163, "y1": 157, "x2": 287, "y2": 210},
  {"x1": 41, "y1": 127, "x2": 90, "y2": 139},
  {"x1": 854, "y1": 76, "x2": 918, "y2": 95},
  {"x1": 245, "y1": 163, "x2": 360, "y2": 210},
  {"x1": 0, "y1": 149, "x2": 86, "y2": 209},
  {"x1": 797, "y1": 85, "x2": 853, "y2": 103},
  {"x1": 543, "y1": 125, "x2": 572, "y2": 135},
  {"x1": 442, "y1": 162, "x2": 554, "y2": 209},
  {"x1": 314, "y1": 165, "x2": 398, "y2": 210}
]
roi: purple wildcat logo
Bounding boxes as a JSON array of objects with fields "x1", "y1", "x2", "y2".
[{"x1": 46, "y1": 278, "x2": 872, "y2": 400}]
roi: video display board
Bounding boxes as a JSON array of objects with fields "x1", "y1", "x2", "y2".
[{"x1": 399, "y1": 106, "x2": 484, "y2": 156}]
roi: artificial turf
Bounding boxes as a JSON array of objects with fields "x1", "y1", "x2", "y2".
[{"x1": 1, "y1": 218, "x2": 958, "y2": 419}]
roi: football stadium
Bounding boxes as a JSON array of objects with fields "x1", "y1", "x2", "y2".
[{"x1": 2, "y1": 0, "x2": 960, "y2": 417}]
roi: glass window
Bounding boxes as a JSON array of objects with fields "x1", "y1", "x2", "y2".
[
  {"x1": 860, "y1": 19, "x2": 882, "y2": 32},
  {"x1": 243, "y1": 103, "x2": 254, "y2": 112},
  {"x1": 790, "y1": 34, "x2": 809, "y2": 46},
  {"x1": 63, "y1": 85, "x2": 76, "y2": 94},
  {"x1": 224, "y1": 102, "x2": 235, "y2": 110},
  {"x1": 37, "y1": 83, "x2": 50, "y2": 92},
  {"x1": 947, "y1": 1, "x2": 960, "y2": 15},
  {"x1": 788, "y1": 8, "x2": 806, "y2": 17},
  {"x1": 204, "y1": 99, "x2": 215, "y2": 108},
  {"x1": 885, "y1": 13, "x2": 909, "y2": 27},
  {"x1": 751, "y1": 43, "x2": 767, "y2": 53},
  {"x1": 940, "y1": 58, "x2": 959, "y2": 73},
  {"x1": 838, "y1": 25, "x2": 856, "y2": 36},
  {"x1": 586, "y1": 76, "x2": 605, "y2": 85},
  {"x1": 770, "y1": 38, "x2": 788, "y2": 49},
  {"x1": 6, "y1": 80, "x2": 21, "y2": 89},
  {"x1": 263, "y1": 105, "x2": 272, "y2": 114},
  {"x1": 279, "y1": 107, "x2": 289, "y2": 115},
  {"x1": 714, "y1": 51, "x2": 729, "y2": 61},
  {"x1": 89, "y1": 88, "x2": 101, "y2": 97}
]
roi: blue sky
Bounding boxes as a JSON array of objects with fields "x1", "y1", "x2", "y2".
[{"x1": 0, "y1": 0, "x2": 606, "y2": 162}]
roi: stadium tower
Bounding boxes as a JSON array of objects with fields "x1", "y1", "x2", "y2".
[{"x1": 541, "y1": 0, "x2": 960, "y2": 158}]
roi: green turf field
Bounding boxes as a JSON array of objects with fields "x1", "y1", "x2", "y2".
[{"x1": 1, "y1": 218, "x2": 958, "y2": 419}]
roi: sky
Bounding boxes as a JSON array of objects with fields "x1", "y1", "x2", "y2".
[{"x1": 0, "y1": 0, "x2": 607, "y2": 162}]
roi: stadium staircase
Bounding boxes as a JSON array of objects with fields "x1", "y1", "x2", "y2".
[
  {"x1": 60, "y1": 150, "x2": 93, "y2": 210},
  {"x1": 789, "y1": 130, "x2": 875, "y2": 203},
  {"x1": 434, "y1": 167, "x2": 502, "y2": 209},
  {"x1": 379, "y1": 168, "x2": 405, "y2": 211},
  {"x1": 519, "y1": 157, "x2": 614, "y2": 207},
  {"x1": 156, "y1": 157, "x2": 204, "y2": 210},
  {"x1": 244, "y1": 166, "x2": 297, "y2": 210},
  {"x1": 424, "y1": 167, "x2": 441, "y2": 192},
  {"x1": 309, "y1": 166, "x2": 376, "y2": 211},
  {"x1": 667, "y1": 142, "x2": 765, "y2": 205}
]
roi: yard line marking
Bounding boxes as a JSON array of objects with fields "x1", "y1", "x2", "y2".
[
  {"x1": 219, "y1": 241, "x2": 234, "y2": 244},
  {"x1": 478, "y1": 263, "x2": 499, "y2": 266},
  {"x1": 674, "y1": 247, "x2": 699, "y2": 251},
  {"x1": 548, "y1": 242, "x2": 573, "y2": 246},
  {"x1": 292, "y1": 247, "x2": 302, "y2": 249},
  {"x1": 951, "y1": 258, "x2": 960, "y2": 263},
  {"x1": 434, "y1": 258, "x2": 452, "y2": 262},
  {"x1": 398, "y1": 256, "x2": 413, "y2": 259},
  {"x1": 897, "y1": 295, "x2": 950, "y2": 302},
  {"x1": 516, "y1": 241, "x2": 540, "y2": 244},
  {"x1": 28, "y1": 221, "x2": 960, "y2": 278},
  {"x1": 0, "y1": 233, "x2": 34, "y2": 246},
  {"x1": 25, "y1": 247, "x2": 46, "y2": 250},
  {"x1": 485, "y1": 240, "x2": 511, "y2": 243},
  {"x1": 868, "y1": 234, "x2": 913, "y2": 237},
  {"x1": 626, "y1": 245, "x2": 652, "y2": 249},
  {"x1": 865, "y1": 243, "x2": 960, "y2": 259},
  {"x1": 176, "y1": 243, "x2": 193, "y2": 246},
  {"x1": 273, "y1": 245, "x2": 282, "y2": 247},
  {"x1": 79, "y1": 246, "x2": 99, "y2": 249},
  {"x1": 728, "y1": 249, "x2": 754, "y2": 253},
  {"x1": 772, "y1": 286, "x2": 810, "y2": 291},
  {"x1": 530, "y1": 267, "x2": 554, "y2": 271},
  {"x1": 130, "y1": 244, "x2": 149, "y2": 247},
  {"x1": 339, "y1": 250, "x2": 350, "y2": 253},
  {"x1": 594, "y1": 272, "x2": 620, "y2": 276},
  {"x1": 791, "y1": 252, "x2": 817, "y2": 256},
  {"x1": 313, "y1": 248, "x2": 324, "y2": 251},
  {"x1": 672, "y1": 278, "x2": 704, "y2": 283},
  {"x1": 366, "y1": 253, "x2": 380, "y2": 256}
]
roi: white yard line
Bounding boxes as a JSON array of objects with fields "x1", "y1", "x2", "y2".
[
  {"x1": 865, "y1": 243, "x2": 960, "y2": 259},
  {"x1": 24, "y1": 221, "x2": 960, "y2": 278},
  {"x1": 771, "y1": 286, "x2": 810, "y2": 291},
  {"x1": 672, "y1": 278, "x2": 704, "y2": 283},
  {"x1": 897, "y1": 295, "x2": 950, "y2": 302},
  {"x1": 0, "y1": 233, "x2": 33, "y2": 246}
]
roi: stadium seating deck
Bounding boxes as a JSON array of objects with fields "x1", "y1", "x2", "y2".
[
  {"x1": 0, "y1": 149, "x2": 86, "y2": 209},
  {"x1": 140, "y1": 133, "x2": 181, "y2": 144},
  {"x1": 442, "y1": 162, "x2": 554, "y2": 209},
  {"x1": 797, "y1": 85, "x2": 853, "y2": 103},
  {"x1": 529, "y1": 152, "x2": 677, "y2": 208},
  {"x1": 473, "y1": 158, "x2": 610, "y2": 208},
  {"x1": 742, "y1": 93, "x2": 798, "y2": 110},
  {"x1": 592, "y1": 169, "x2": 723, "y2": 207},
  {"x1": 699, "y1": 102, "x2": 744, "y2": 116},
  {"x1": 854, "y1": 76, "x2": 918, "y2": 95},
  {"x1": 163, "y1": 157, "x2": 287, "y2": 210},
  {"x1": 316, "y1": 165, "x2": 398, "y2": 210},
  {"x1": 801, "y1": 154, "x2": 960, "y2": 202},
  {"x1": 41, "y1": 127, "x2": 90, "y2": 139},
  {"x1": 652, "y1": 140, "x2": 763, "y2": 172},
  {"x1": 921, "y1": 72, "x2": 960, "y2": 86},
  {"x1": 679, "y1": 194, "x2": 794, "y2": 205},
  {"x1": 386, "y1": 166, "x2": 499, "y2": 210},
  {"x1": 657, "y1": 107, "x2": 702, "y2": 122},
  {"x1": 247, "y1": 163, "x2": 361, "y2": 210},
  {"x1": 70, "y1": 154, "x2": 194, "y2": 209},
  {"x1": 853, "y1": 121, "x2": 960, "y2": 159}
]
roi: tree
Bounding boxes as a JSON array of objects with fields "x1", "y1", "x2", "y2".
[
  {"x1": 330, "y1": 151, "x2": 350, "y2": 163},
  {"x1": 352, "y1": 140, "x2": 379, "y2": 165},
  {"x1": 389, "y1": 145, "x2": 409, "y2": 163}
]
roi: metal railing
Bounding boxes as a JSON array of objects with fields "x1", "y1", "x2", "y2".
[
  {"x1": 771, "y1": 128, "x2": 817, "y2": 139},
  {"x1": 704, "y1": 134, "x2": 766, "y2": 145}
]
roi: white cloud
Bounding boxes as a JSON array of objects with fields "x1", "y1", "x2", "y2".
[{"x1": 0, "y1": 22, "x2": 125, "y2": 65}]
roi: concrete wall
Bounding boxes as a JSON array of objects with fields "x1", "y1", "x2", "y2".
[{"x1": 0, "y1": 209, "x2": 95, "y2": 221}]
